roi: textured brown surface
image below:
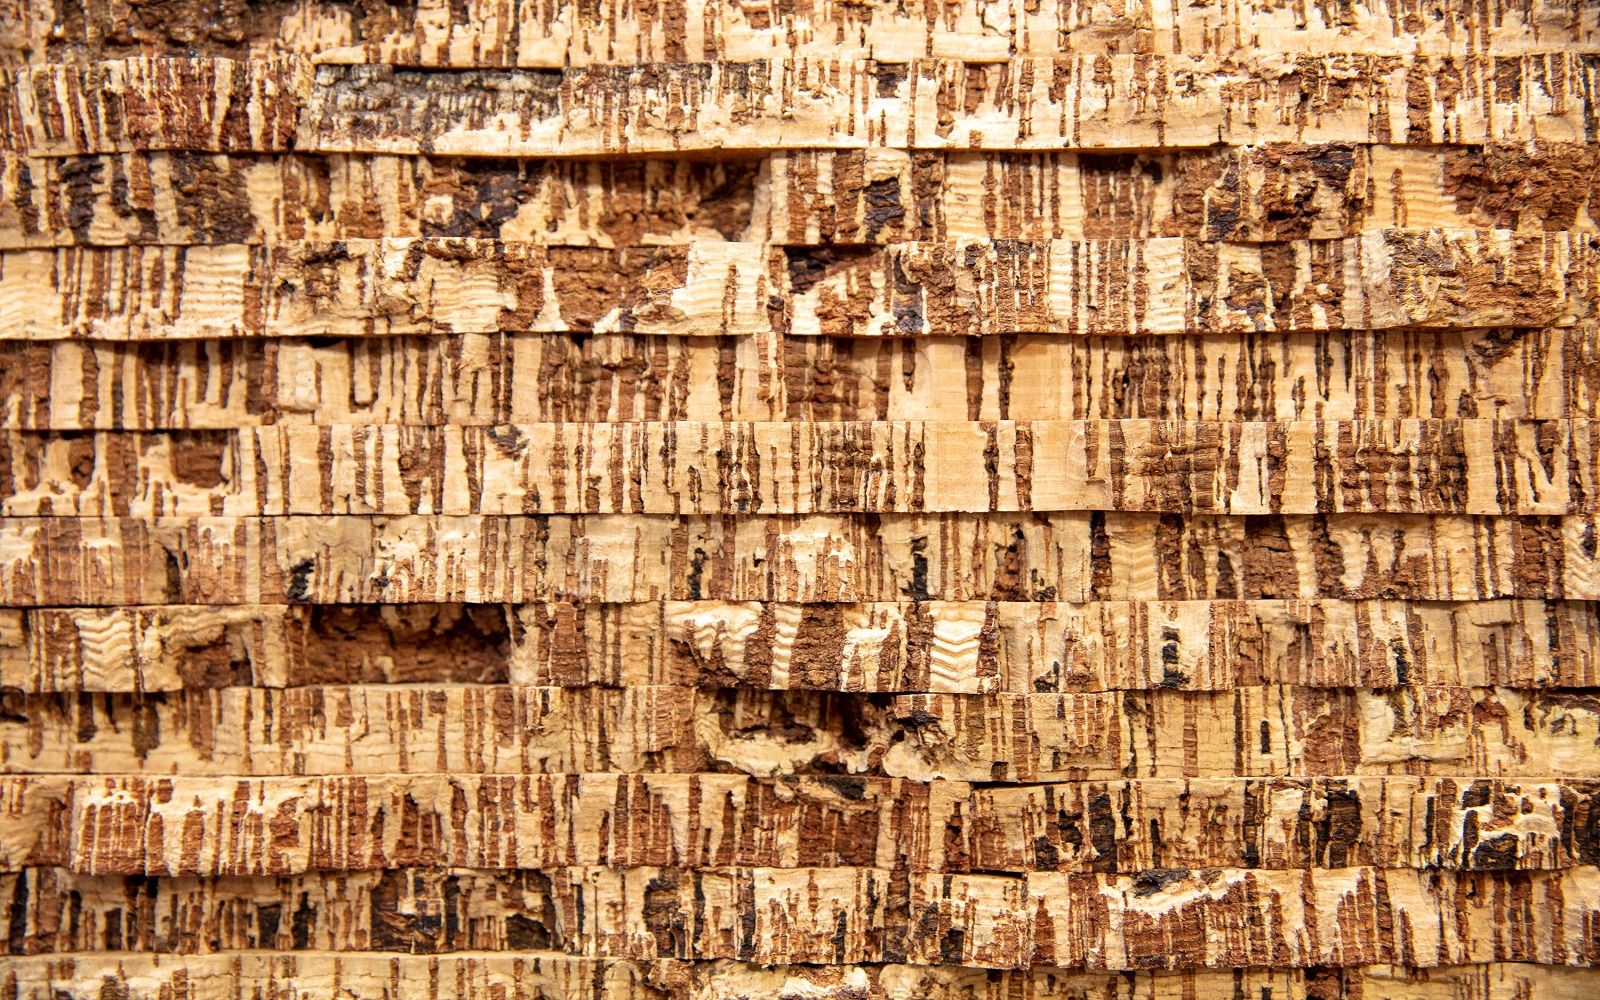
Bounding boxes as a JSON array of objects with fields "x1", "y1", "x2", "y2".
[
  {"x1": 1, "y1": 2, "x2": 1598, "y2": 998},
  {"x1": 5, "y1": 55, "x2": 1598, "y2": 155},
  {"x1": 2, "y1": 232, "x2": 1594, "y2": 340}
]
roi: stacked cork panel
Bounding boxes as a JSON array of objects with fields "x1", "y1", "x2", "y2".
[{"x1": 1, "y1": 1, "x2": 1599, "y2": 998}]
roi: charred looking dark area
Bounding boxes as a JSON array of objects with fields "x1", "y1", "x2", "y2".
[{"x1": 41, "y1": 0, "x2": 409, "y2": 61}]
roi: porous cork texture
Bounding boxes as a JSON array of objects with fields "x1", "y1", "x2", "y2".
[{"x1": 0, "y1": 1, "x2": 1598, "y2": 998}]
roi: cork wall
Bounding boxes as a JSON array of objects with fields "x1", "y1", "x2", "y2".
[{"x1": 1, "y1": 0, "x2": 1599, "y2": 997}]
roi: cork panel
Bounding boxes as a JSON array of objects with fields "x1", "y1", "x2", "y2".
[
  {"x1": 0, "y1": 598, "x2": 1560, "y2": 690},
  {"x1": 0, "y1": 512, "x2": 1575, "y2": 605},
  {"x1": 0, "y1": 684, "x2": 1590, "y2": 778},
  {"x1": 878, "y1": 686, "x2": 1600, "y2": 781},
  {"x1": 8, "y1": 599, "x2": 1597, "y2": 694},
  {"x1": 17, "y1": 0, "x2": 1600, "y2": 66},
  {"x1": 6, "y1": 56, "x2": 1594, "y2": 159},
  {"x1": 4, "y1": 957, "x2": 1595, "y2": 1000},
  {"x1": 4, "y1": 145, "x2": 1596, "y2": 249},
  {"x1": 0, "y1": 58, "x2": 309, "y2": 156},
  {"x1": 0, "y1": 865, "x2": 1596, "y2": 967},
  {"x1": 3, "y1": 231, "x2": 1594, "y2": 341},
  {"x1": 0, "y1": 773, "x2": 1589, "y2": 875},
  {"x1": 0, "y1": 329, "x2": 1579, "y2": 430},
  {"x1": 510, "y1": 598, "x2": 1600, "y2": 693},
  {"x1": 967, "y1": 776, "x2": 1600, "y2": 874},
  {"x1": 779, "y1": 232, "x2": 1598, "y2": 338},
  {"x1": 296, "y1": 57, "x2": 1600, "y2": 155},
  {"x1": 0, "y1": 241, "x2": 773, "y2": 340},
  {"x1": 1, "y1": 953, "x2": 665, "y2": 1000},
  {"x1": 0, "y1": 603, "x2": 514, "y2": 692},
  {"x1": 0, "y1": 419, "x2": 1587, "y2": 517},
  {"x1": 0, "y1": 152, "x2": 769, "y2": 248},
  {"x1": 768, "y1": 145, "x2": 1600, "y2": 244}
]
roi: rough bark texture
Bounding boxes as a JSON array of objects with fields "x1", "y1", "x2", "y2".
[{"x1": 0, "y1": 2, "x2": 1596, "y2": 999}]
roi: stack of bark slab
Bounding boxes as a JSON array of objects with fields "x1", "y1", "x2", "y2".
[{"x1": 1, "y1": 0, "x2": 1599, "y2": 997}]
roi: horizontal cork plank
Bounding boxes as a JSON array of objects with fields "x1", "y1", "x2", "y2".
[
  {"x1": 0, "y1": 419, "x2": 1589, "y2": 516},
  {"x1": 1, "y1": 773, "x2": 1591, "y2": 874},
  {"x1": 0, "y1": 683, "x2": 1591, "y2": 778},
  {"x1": 0, "y1": 59, "x2": 308, "y2": 156},
  {"x1": 1, "y1": 865, "x2": 1596, "y2": 967},
  {"x1": 20, "y1": 0, "x2": 1600, "y2": 67},
  {"x1": 0, "y1": 512, "x2": 1576, "y2": 605},
  {"x1": 6, "y1": 599, "x2": 1598, "y2": 694},
  {"x1": 0, "y1": 953, "x2": 672, "y2": 1000},
  {"x1": 3, "y1": 956, "x2": 1593, "y2": 1000},
  {"x1": 0, "y1": 241, "x2": 774, "y2": 341},
  {"x1": 294, "y1": 56, "x2": 1600, "y2": 155},
  {"x1": 2, "y1": 145, "x2": 1595, "y2": 249},
  {"x1": 1, "y1": 231, "x2": 1593, "y2": 340},
  {"x1": 1, "y1": 329, "x2": 1584, "y2": 430},
  {"x1": 5, "y1": 56, "x2": 1596, "y2": 157}
]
